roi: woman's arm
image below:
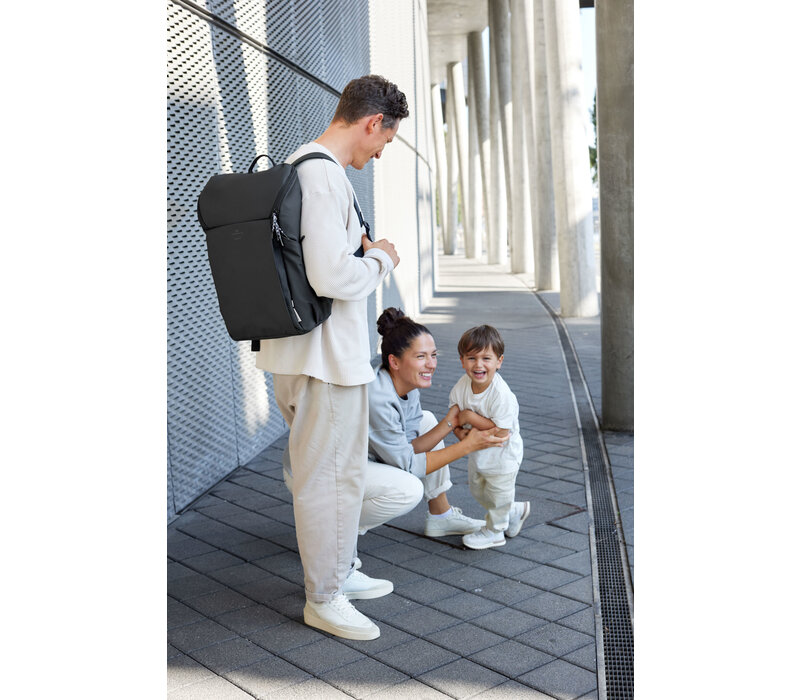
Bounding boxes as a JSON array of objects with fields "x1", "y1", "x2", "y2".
[
  {"x1": 411, "y1": 404, "x2": 459, "y2": 454},
  {"x1": 424, "y1": 426, "x2": 508, "y2": 475}
]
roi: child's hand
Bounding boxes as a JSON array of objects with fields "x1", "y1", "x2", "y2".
[
  {"x1": 445, "y1": 404, "x2": 460, "y2": 429},
  {"x1": 453, "y1": 426, "x2": 470, "y2": 441}
]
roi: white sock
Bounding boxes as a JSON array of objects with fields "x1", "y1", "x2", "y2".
[{"x1": 428, "y1": 507, "x2": 453, "y2": 518}]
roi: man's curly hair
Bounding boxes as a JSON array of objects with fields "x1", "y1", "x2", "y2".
[{"x1": 333, "y1": 75, "x2": 409, "y2": 129}]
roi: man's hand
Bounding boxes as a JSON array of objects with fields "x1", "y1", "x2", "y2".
[{"x1": 363, "y1": 234, "x2": 400, "y2": 268}]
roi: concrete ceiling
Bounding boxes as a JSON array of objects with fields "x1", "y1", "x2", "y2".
[
  {"x1": 427, "y1": 0, "x2": 488, "y2": 85},
  {"x1": 425, "y1": 0, "x2": 592, "y2": 86}
]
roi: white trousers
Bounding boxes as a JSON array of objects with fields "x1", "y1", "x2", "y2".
[
  {"x1": 272, "y1": 374, "x2": 367, "y2": 603},
  {"x1": 358, "y1": 411, "x2": 452, "y2": 534},
  {"x1": 467, "y1": 464, "x2": 518, "y2": 531}
]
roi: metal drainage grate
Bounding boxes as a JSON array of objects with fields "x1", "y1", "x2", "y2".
[{"x1": 537, "y1": 294, "x2": 634, "y2": 700}]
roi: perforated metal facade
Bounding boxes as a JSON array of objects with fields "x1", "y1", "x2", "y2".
[{"x1": 167, "y1": 0, "x2": 434, "y2": 520}]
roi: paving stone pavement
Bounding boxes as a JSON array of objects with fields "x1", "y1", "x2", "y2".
[{"x1": 167, "y1": 254, "x2": 633, "y2": 699}]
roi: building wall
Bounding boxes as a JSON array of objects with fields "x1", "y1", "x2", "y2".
[{"x1": 166, "y1": 0, "x2": 434, "y2": 520}]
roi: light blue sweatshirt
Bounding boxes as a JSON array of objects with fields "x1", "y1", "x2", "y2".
[{"x1": 367, "y1": 367, "x2": 428, "y2": 478}]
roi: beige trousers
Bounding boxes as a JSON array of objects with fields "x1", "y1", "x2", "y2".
[
  {"x1": 467, "y1": 464, "x2": 519, "y2": 532},
  {"x1": 272, "y1": 374, "x2": 368, "y2": 603}
]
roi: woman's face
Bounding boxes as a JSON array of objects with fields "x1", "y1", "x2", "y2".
[{"x1": 389, "y1": 333, "x2": 438, "y2": 394}]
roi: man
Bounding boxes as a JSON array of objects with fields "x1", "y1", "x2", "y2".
[{"x1": 255, "y1": 75, "x2": 407, "y2": 641}]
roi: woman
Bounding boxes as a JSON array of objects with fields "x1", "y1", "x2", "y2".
[{"x1": 360, "y1": 308, "x2": 508, "y2": 538}]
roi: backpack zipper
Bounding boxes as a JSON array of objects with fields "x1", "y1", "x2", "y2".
[
  {"x1": 271, "y1": 164, "x2": 312, "y2": 328},
  {"x1": 272, "y1": 212, "x2": 285, "y2": 246},
  {"x1": 290, "y1": 300, "x2": 302, "y2": 323}
]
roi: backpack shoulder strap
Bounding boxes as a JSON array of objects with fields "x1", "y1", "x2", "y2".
[
  {"x1": 352, "y1": 196, "x2": 370, "y2": 239},
  {"x1": 291, "y1": 150, "x2": 372, "y2": 250},
  {"x1": 290, "y1": 152, "x2": 337, "y2": 167}
]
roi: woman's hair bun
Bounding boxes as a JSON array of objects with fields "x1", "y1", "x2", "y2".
[{"x1": 376, "y1": 307, "x2": 407, "y2": 336}]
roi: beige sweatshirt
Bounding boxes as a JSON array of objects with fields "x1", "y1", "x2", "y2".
[{"x1": 254, "y1": 142, "x2": 395, "y2": 386}]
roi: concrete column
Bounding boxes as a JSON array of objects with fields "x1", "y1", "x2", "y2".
[
  {"x1": 444, "y1": 84, "x2": 459, "y2": 255},
  {"x1": 430, "y1": 83, "x2": 448, "y2": 250},
  {"x1": 448, "y1": 61, "x2": 471, "y2": 253},
  {"x1": 467, "y1": 81, "x2": 483, "y2": 258},
  {"x1": 468, "y1": 31, "x2": 490, "y2": 260},
  {"x1": 489, "y1": 0, "x2": 513, "y2": 263},
  {"x1": 597, "y1": 0, "x2": 634, "y2": 431},
  {"x1": 543, "y1": 0, "x2": 598, "y2": 317},
  {"x1": 509, "y1": 0, "x2": 534, "y2": 274},
  {"x1": 532, "y1": 0, "x2": 558, "y2": 290},
  {"x1": 488, "y1": 42, "x2": 508, "y2": 265}
]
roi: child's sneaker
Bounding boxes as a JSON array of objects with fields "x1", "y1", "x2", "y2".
[
  {"x1": 506, "y1": 501, "x2": 531, "y2": 538},
  {"x1": 462, "y1": 526, "x2": 506, "y2": 550},
  {"x1": 424, "y1": 506, "x2": 485, "y2": 537}
]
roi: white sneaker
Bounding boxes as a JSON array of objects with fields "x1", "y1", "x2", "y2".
[
  {"x1": 463, "y1": 526, "x2": 506, "y2": 550},
  {"x1": 342, "y1": 569, "x2": 393, "y2": 600},
  {"x1": 506, "y1": 501, "x2": 531, "y2": 538},
  {"x1": 303, "y1": 594, "x2": 380, "y2": 640},
  {"x1": 424, "y1": 506, "x2": 486, "y2": 537}
]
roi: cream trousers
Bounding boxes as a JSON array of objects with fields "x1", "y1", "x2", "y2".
[
  {"x1": 272, "y1": 374, "x2": 367, "y2": 603},
  {"x1": 467, "y1": 464, "x2": 519, "y2": 531},
  {"x1": 358, "y1": 410, "x2": 452, "y2": 533}
]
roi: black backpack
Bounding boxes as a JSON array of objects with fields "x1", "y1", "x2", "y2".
[{"x1": 197, "y1": 152, "x2": 371, "y2": 351}]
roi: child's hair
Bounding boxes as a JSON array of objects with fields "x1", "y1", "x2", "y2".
[
  {"x1": 376, "y1": 307, "x2": 432, "y2": 370},
  {"x1": 457, "y1": 325, "x2": 505, "y2": 358}
]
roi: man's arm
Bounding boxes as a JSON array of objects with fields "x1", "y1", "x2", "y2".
[{"x1": 301, "y1": 186, "x2": 398, "y2": 301}]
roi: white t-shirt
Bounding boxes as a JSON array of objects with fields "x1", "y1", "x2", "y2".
[{"x1": 449, "y1": 372, "x2": 523, "y2": 475}]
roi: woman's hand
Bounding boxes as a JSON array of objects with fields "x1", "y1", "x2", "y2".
[{"x1": 463, "y1": 425, "x2": 509, "y2": 452}]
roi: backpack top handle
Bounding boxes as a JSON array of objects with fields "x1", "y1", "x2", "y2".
[{"x1": 248, "y1": 154, "x2": 276, "y2": 172}]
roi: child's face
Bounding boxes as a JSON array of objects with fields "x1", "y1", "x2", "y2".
[{"x1": 460, "y1": 346, "x2": 503, "y2": 393}]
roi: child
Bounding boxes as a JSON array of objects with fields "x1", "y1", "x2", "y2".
[{"x1": 449, "y1": 325, "x2": 530, "y2": 549}]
